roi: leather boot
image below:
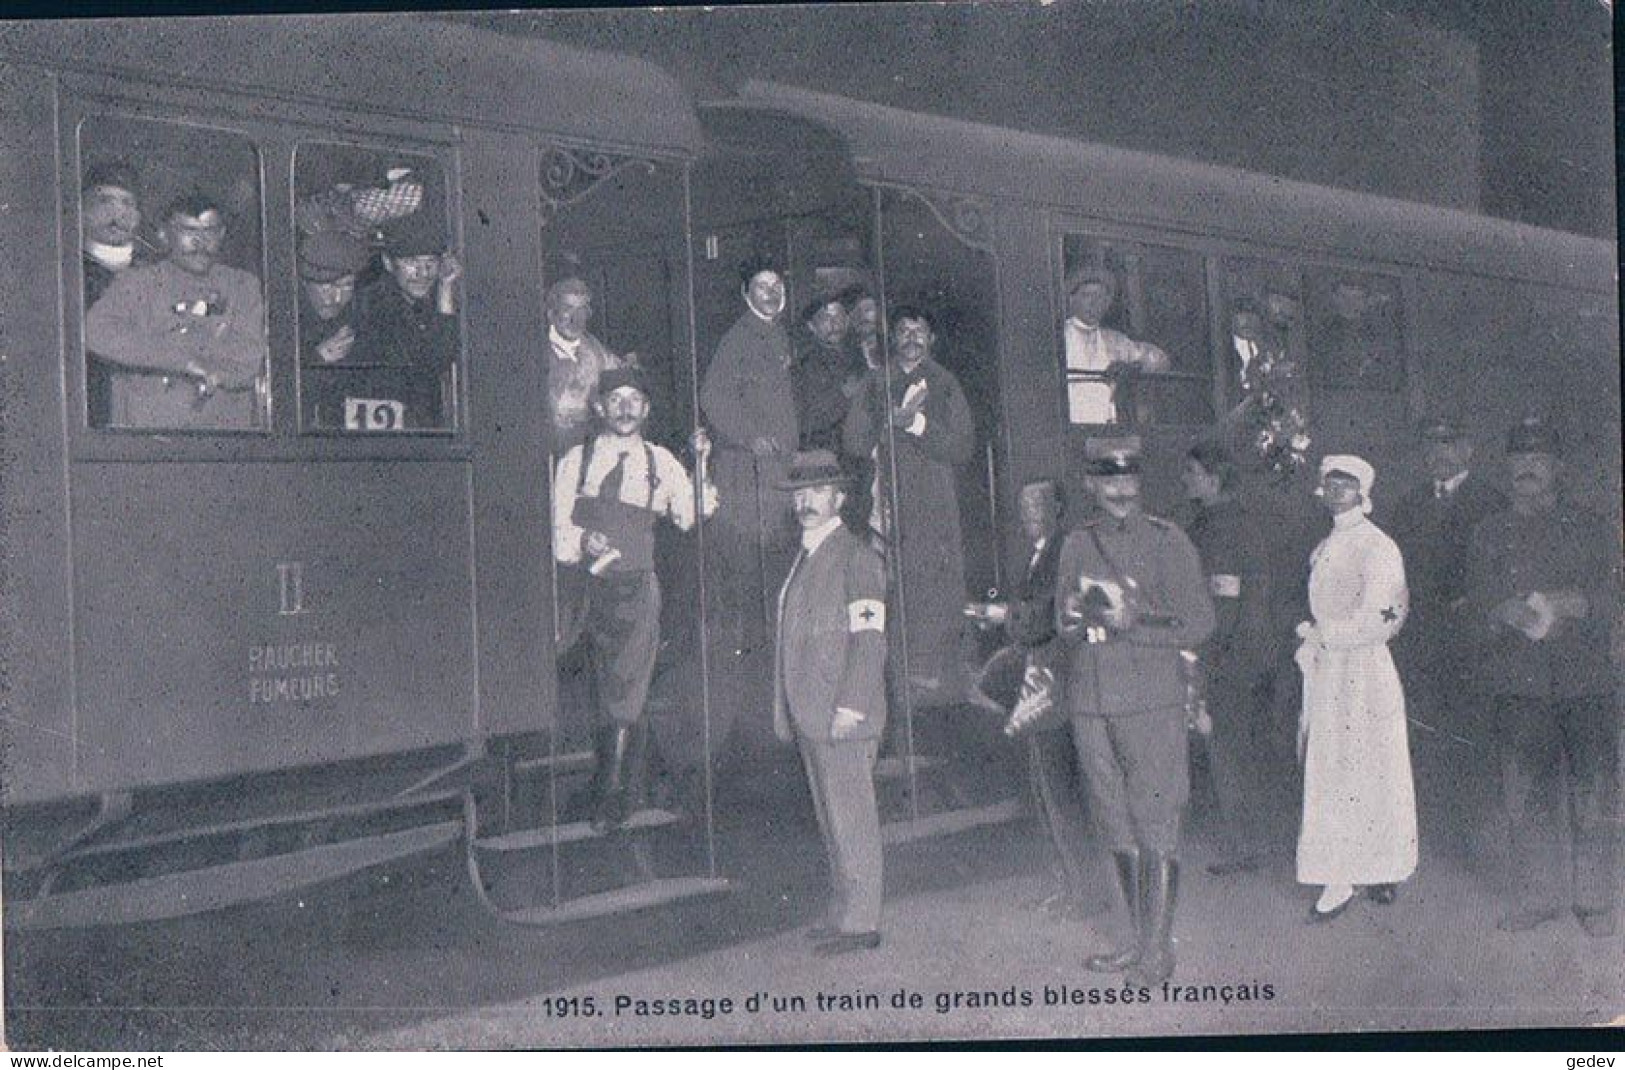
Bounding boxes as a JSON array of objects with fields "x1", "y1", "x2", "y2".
[
  {"x1": 1126, "y1": 853, "x2": 1179, "y2": 987},
  {"x1": 621, "y1": 720, "x2": 650, "y2": 819},
  {"x1": 1086, "y1": 850, "x2": 1142, "y2": 972},
  {"x1": 591, "y1": 725, "x2": 634, "y2": 834}
]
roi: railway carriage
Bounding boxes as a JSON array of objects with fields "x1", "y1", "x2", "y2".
[{"x1": 1, "y1": 13, "x2": 1616, "y2": 932}]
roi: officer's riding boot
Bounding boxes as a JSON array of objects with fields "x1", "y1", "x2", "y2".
[
  {"x1": 1126, "y1": 853, "x2": 1180, "y2": 987},
  {"x1": 1086, "y1": 850, "x2": 1142, "y2": 972},
  {"x1": 591, "y1": 725, "x2": 634, "y2": 834}
]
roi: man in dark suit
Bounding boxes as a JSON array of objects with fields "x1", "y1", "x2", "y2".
[
  {"x1": 1387, "y1": 417, "x2": 1507, "y2": 847},
  {"x1": 774, "y1": 450, "x2": 890, "y2": 956},
  {"x1": 969, "y1": 480, "x2": 1110, "y2": 919}
]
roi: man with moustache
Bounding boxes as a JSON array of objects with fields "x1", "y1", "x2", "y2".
[
  {"x1": 348, "y1": 210, "x2": 461, "y2": 430},
  {"x1": 85, "y1": 190, "x2": 267, "y2": 429},
  {"x1": 1055, "y1": 436, "x2": 1214, "y2": 985},
  {"x1": 843, "y1": 306, "x2": 976, "y2": 703},
  {"x1": 846, "y1": 287, "x2": 883, "y2": 372},
  {"x1": 700, "y1": 261, "x2": 799, "y2": 659},
  {"x1": 80, "y1": 160, "x2": 146, "y2": 426},
  {"x1": 553, "y1": 366, "x2": 717, "y2": 832},
  {"x1": 545, "y1": 276, "x2": 630, "y2": 455},
  {"x1": 774, "y1": 450, "x2": 889, "y2": 956},
  {"x1": 1466, "y1": 416, "x2": 1620, "y2": 937}
]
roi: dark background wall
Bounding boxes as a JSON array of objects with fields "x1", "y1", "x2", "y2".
[{"x1": 454, "y1": 0, "x2": 1615, "y2": 238}]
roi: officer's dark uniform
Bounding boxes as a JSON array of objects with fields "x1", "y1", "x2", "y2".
[
  {"x1": 1186, "y1": 492, "x2": 1289, "y2": 871},
  {"x1": 1056, "y1": 439, "x2": 1215, "y2": 984},
  {"x1": 1465, "y1": 418, "x2": 1621, "y2": 934}
]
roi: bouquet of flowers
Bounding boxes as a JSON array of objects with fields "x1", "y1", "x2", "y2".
[{"x1": 1228, "y1": 336, "x2": 1311, "y2": 476}]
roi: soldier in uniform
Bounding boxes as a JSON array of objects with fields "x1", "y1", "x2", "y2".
[
  {"x1": 1056, "y1": 436, "x2": 1215, "y2": 985},
  {"x1": 1466, "y1": 416, "x2": 1621, "y2": 937},
  {"x1": 552, "y1": 366, "x2": 718, "y2": 832}
]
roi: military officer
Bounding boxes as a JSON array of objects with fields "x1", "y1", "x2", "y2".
[
  {"x1": 774, "y1": 450, "x2": 890, "y2": 956},
  {"x1": 1466, "y1": 416, "x2": 1621, "y2": 937},
  {"x1": 1055, "y1": 436, "x2": 1215, "y2": 985}
]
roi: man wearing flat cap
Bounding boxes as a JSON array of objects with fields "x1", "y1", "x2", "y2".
[
  {"x1": 1386, "y1": 416, "x2": 1506, "y2": 845},
  {"x1": 774, "y1": 449, "x2": 889, "y2": 956},
  {"x1": 1294, "y1": 455, "x2": 1416, "y2": 924},
  {"x1": 347, "y1": 208, "x2": 461, "y2": 430},
  {"x1": 1466, "y1": 416, "x2": 1621, "y2": 937},
  {"x1": 1062, "y1": 268, "x2": 1170, "y2": 425},
  {"x1": 553, "y1": 365, "x2": 717, "y2": 832},
  {"x1": 1055, "y1": 435, "x2": 1214, "y2": 985},
  {"x1": 792, "y1": 285, "x2": 864, "y2": 454},
  {"x1": 297, "y1": 229, "x2": 373, "y2": 428}
]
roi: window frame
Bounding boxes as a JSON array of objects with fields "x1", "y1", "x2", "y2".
[
  {"x1": 1049, "y1": 209, "x2": 1420, "y2": 434},
  {"x1": 62, "y1": 75, "x2": 469, "y2": 464}
]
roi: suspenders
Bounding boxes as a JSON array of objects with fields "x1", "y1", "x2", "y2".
[{"x1": 576, "y1": 436, "x2": 661, "y2": 508}]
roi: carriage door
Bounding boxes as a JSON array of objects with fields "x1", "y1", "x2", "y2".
[
  {"x1": 869, "y1": 184, "x2": 1026, "y2": 841},
  {"x1": 468, "y1": 146, "x2": 730, "y2": 924}
]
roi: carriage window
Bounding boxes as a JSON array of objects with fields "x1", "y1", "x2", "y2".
[
  {"x1": 1304, "y1": 268, "x2": 1405, "y2": 394},
  {"x1": 79, "y1": 116, "x2": 268, "y2": 431},
  {"x1": 294, "y1": 143, "x2": 459, "y2": 433},
  {"x1": 1060, "y1": 235, "x2": 1211, "y2": 426}
]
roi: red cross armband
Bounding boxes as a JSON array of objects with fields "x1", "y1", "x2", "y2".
[{"x1": 848, "y1": 598, "x2": 886, "y2": 633}]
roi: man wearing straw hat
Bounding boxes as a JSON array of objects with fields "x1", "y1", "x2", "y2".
[
  {"x1": 774, "y1": 450, "x2": 889, "y2": 956},
  {"x1": 1295, "y1": 454, "x2": 1416, "y2": 923}
]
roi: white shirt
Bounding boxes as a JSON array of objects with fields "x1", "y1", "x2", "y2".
[
  {"x1": 551, "y1": 434, "x2": 704, "y2": 563},
  {"x1": 1434, "y1": 470, "x2": 1469, "y2": 499},
  {"x1": 1063, "y1": 318, "x2": 1169, "y2": 424},
  {"x1": 549, "y1": 324, "x2": 580, "y2": 361},
  {"x1": 800, "y1": 514, "x2": 843, "y2": 555}
]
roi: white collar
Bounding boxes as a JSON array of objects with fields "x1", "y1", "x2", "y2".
[
  {"x1": 550, "y1": 325, "x2": 581, "y2": 359},
  {"x1": 1066, "y1": 317, "x2": 1102, "y2": 333},
  {"x1": 86, "y1": 241, "x2": 134, "y2": 270},
  {"x1": 747, "y1": 302, "x2": 780, "y2": 325},
  {"x1": 593, "y1": 432, "x2": 643, "y2": 454},
  {"x1": 1437, "y1": 470, "x2": 1469, "y2": 495},
  {"x1": 800, "y1": 515, "x2": 843, "y2": 554}
]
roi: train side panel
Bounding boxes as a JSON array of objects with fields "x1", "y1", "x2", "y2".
[
  {"x1": 69, "y1": 462, "x2": 477, "y2": 789},
  {"x1": 0, "y1": 65, "x2": 76, "y2": 805}
]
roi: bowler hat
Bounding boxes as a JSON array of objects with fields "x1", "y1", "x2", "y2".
[
  {"x1": 298, "y1": 230, "x2": 371, "y2": 283},
  {"x1": 83, "y1": 159, "x2": 139, "y2": 195},
  {"x1": 778, "y1": 449, "x2": 851, "y2": 490},
  {"x1": 1505, "y1": 414, "x2": 1560, "y2": 456}
]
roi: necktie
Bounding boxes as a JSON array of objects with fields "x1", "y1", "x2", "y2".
[{"x1": 599, "y1": 450, "x2": 629, "y2": 502}]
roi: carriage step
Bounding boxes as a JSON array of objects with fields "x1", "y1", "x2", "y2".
[
  {"x1": 881, "y1": 798, "x2": 1026, "y2": 847},
  {"x1": 497, "y1": 876, "x2": 733, "y2": 926},
  {"x1": 513, "y1": 749, "x2": 595, "y2": 777},
  {"x1": 474, "y1": 808, "x2": 682, "y2": 852},
  {"x1": 873, "y1": 755, "x2": 946, "y2": 780}
]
